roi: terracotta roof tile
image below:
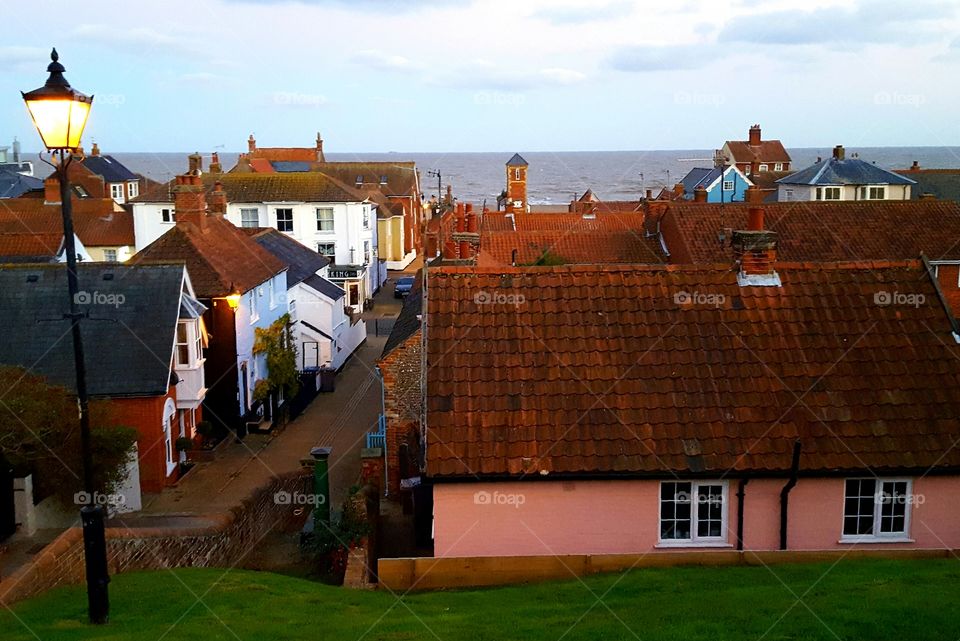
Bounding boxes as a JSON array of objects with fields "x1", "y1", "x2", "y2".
[
  {"x1": 425, "y1": 262, "x2": 960, "y2": 478},
  {"x1": 0, "y1": 197, "x2": 133, "y2": 247},
  {"x1": 0, "y1": 232, "x2": 63, "y2": 259},
  {"x1": 725, "y1": 139, "x2": 792, "y2": 164},
  {"x1": 133, "y1": 172, "x2": 366, "y2": 204},
  {"x1": 130, "y1": 216, "x2": 284, "y2": 298}
]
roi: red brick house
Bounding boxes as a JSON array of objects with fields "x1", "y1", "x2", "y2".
[
  {"x1": 0, "y1": 262, "x2": 208, "y2": 495},
  {"x1": 721, "y1": 124, "x2": 792, "y2": 175}
]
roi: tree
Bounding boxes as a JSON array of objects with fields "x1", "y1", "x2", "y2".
[
  {"x1": 252, "y1": 313, "x2": 300, "y2": 402},
  {"x1": 0, "y1": 365, "x2": 137, "y2": 506}
]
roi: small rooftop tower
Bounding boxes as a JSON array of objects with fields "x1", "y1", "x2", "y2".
[{"x1": 505, "y1": 153, "x2": 528, "y2": 214}]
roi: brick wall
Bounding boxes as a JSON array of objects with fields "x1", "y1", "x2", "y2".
[
  {"x1": 0, "y1": 472, "x2": 308, "y2": 605},
  {"x1": 379, "y1": 331, "x2": 422, "y2": 497}
]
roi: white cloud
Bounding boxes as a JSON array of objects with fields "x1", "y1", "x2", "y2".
[
  {"x1": 351, "y1": 49, "x2": 419, "y2": 72},
  {"x1": 540, "y1": 67, "x2": 587, "y2": 85}
]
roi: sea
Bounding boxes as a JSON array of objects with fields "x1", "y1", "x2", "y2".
[{"x1": 112, "y1": 147, "x2": 960, "y2": 206}]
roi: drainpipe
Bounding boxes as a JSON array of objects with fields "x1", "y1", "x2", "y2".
[
  {"x1": 779, "y1": 441, "x2": 802, "y2": 551},
  {"x1": 310, "y1": 446, "x2": 332, "y2": 527},
  {"x1": 736, "y1": 477, "x2": 750, "y2": 551}
]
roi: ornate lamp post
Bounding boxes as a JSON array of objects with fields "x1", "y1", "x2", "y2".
[{"x1": 22, "y1": 48, "x2": 109, "y2": 625}]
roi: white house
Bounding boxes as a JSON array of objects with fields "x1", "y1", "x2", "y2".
[
  {"x1": 777, "y1": 145, "x2": 916, "y2": 202},
  {"x1": 132, "y1": 159, "x2": 383, "y2": 312},
  {"x1": 247, "y1": 227, "x2": 366, "y2": 371}
]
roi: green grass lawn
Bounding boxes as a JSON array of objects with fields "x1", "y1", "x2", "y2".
[{"x1": 3, "y1": 559, "x2": 959, "y2": 640}]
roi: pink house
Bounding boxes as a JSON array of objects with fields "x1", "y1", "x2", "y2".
[{"x1": 423, "y1": 207, "x2": 960, "y2": 558}]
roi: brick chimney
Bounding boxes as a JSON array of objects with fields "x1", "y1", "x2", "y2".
[
  {"x1": 466, "y1": 203, "x2": 478, "y2": 233},
  {"x1": 187, "y1": 152, "x2": 203, "y2": 175},
  {"x1": 44, "y1": 176, "x2": 61, "y2": 204},
  {"x1": 173, "y1": 171, "x2": 208, "y2": 231},
  {"x1": 694, "y1": 185, "x2": 708, "y2": 202},
  {"x1": 645, "y1": 188, "x2": 653, "y2": 200},
  {"x1": 673, "y1": 182, "x2": 684, "y2": 199},
  {"x1": 209, "y1": 152, "x2": 222, "y2": 174},
  {"x1": 909, "y1": 160, "x2": 920, "y2": 171},
  {"x1": 749, "y1": 124, "x2": 761, "y2": 146},
  {"x1": 750, "y1": 160, "x2": 760, "y2": 176},
  {"x1": 732, "y1": 192, "x2": 779, "y2": 286},
  {"x1": 248, "y1": 134, "x2": 256, "y2": 153},
  {"x1": 833, "y1": 145, "x2": 845, "y2": 161},
  {"x1": 90, "y1": 142, "x2": 100, "y2": 157},
  {"x1": 208, "y1": 180, "x2": 227, "y2": 215},
  {"x1": 316, "y1": 132, "x2": 325, "y2": 162}
]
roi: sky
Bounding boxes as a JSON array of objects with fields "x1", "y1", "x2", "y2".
[{"x1": 1, "y1": 0, "x2": 959, "y2": 153}]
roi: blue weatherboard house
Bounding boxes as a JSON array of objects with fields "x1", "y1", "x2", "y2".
[{"x1": 680, "y1": 165, "x2": 753, "y2": 203}]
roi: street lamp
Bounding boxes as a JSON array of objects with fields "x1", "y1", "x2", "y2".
[{"x1": 22, "y1": 48, "x2": 109, "y2": 625}]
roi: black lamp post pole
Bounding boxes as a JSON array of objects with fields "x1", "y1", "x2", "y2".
[{"x1": 56, "y1": 150, "x2": 110, "y2": 624}]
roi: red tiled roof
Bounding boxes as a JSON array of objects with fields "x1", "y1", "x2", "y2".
[
  {"x1": 426, "y1": 262, "x2": 960, "y2": 479},
  {"x1": 0, "y1": 197, "x2": 133, "y2": 247},
  {"x1": 725, "y1": 140, "x2": 792, "y2": 164},
  {"x1": 660, "y1": 200, "x2": 960, "y2": 264},
  {"x1": 133, "y1": 172, "x2": 366, "y2": 204},
  {"x1": 0, "y1": 232, "x2": 62, "y2": 258},
  {"x1": 478, "y1": 212, "x2": 664, "y2": 266},
  {"x1": 249, "y1": 148, "x2": 320, "y2": 162},
  {"x1": 130, "y1": 216, "x2": 284, "y2": 298}
]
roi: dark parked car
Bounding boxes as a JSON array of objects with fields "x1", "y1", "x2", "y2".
[{"x1": 394, "y1": 276, "x2": 415, "y2": 298}]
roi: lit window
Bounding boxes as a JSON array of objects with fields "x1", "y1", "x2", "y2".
[
  {"x1": 842, "y1": 478, "x2": 912, "y2": 540},
  {"x1": 161, "y1": 208, "x2": 175, "y2": 223},
  {"x1": 276, "y1": 208, "x2": 294, "y2": 232},
  {"x1": 659, "y1": 481, "x2": 727, "y2": 545},
  {"x1": 316, "y1": 207, "x2": 334, "y2": 231},
  {"x1": 240, "y1": 208, "x2": 260, "y2": 228}
]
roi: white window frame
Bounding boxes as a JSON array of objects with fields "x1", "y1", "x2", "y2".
[
  {"x1": 840, "y1": 478, "x2": 914, "y2": 543},
  {"x1": 860, "y1": 185, "x2": 886, "y2": 200},
  {"x1": 318, "y1": 242, "x2": 336, "y2": 258},
  {"x1": 316, "y1": 207, "x2": 334, "y2": 232},
  {"x1": 759, "y1": 164, "x2": 768, "y2": 172},
  {"x1": 774, "y1": 163, "x2": 783, "y2": 171},
  {"x1": 163, "y1": 398, "x2": 177, "y2": 475},
  {"x1": 722, "y1": 180, "x2": 734, "y2": 191},
  {"x1": 657, "y1": 480, "x2": 730, "y2": 548},
  {"x1": 268, "y1": 279, "x2": 277, "y2": 310},
  {"x1": 362, "y1": 207, "x2": 370, "y2": 229},
  {"x1": 783, "y1": 189, "x2": 794, "y2": 201},
  {"x1": 816, "y1": 186, "x2": 843, "y2": 201},
  {"x1": 103, "y1": 248, "x2": 118, "y2": 263},
  {"x1": 248, "y1": 291, "x2": 260, "y2": 324},
  {"x1": 110, "y1": 183, "x2": 124, "y2": 202},
  {"x1": 128, "y1": 181, "x2": 139, "y2": 199},
  {"x1": 514, "y1": 168, "x2": 522, "y2": 180},
  {"x1": 275, "y1": 208, "x2": 294, "y2": 233},
  {"x1": 363, "y1": 240, "x2": 371, "y2": 264},
  {"x1": 240, "y1": 208, "x2": 260, "y2": 228},
  {"x1": 161, "y1": 208, "x2": 175, "y2": 223}
]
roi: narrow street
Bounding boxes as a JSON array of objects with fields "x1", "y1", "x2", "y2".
[{"x1": 123, "y1": 275, "x2": 407, "y2": 526}]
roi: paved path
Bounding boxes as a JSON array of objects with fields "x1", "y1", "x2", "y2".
[{"x1": 120, "y1": 278, "x2": 408, "y2": 525}]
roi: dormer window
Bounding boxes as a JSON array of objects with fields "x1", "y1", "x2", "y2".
[
  {"x1": 110, "y1": 183, "x2": 125, "y2": 203},
  {"x1": 73, "y1": 185, "x2": 90, "y2": 198},
  {"x1": 759, "y1": 164, "x2": 768, "y2": 172},
  {"x1": 355, "y1": 175, "x2": 364, "y2": 186},
  {"x1": 128, "y1": 181, "x2": 139, "y2": 199},
  {"x1": 379, "y1": 175, "x2": 388, "y2": 185}
]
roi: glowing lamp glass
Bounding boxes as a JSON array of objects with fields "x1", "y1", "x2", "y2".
[{"x1": 24, "y1": 96, "x2": 91, "y2": 151}]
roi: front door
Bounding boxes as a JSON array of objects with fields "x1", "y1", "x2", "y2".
[
  {"x1": 240, "y1": 361, "x2": 249, "y2": 414},
  {"x1": 0, "y1": 455, "x2": 16, "y2": 541}
]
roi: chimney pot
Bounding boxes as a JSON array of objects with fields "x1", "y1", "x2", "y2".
[
  {"x1": 187, "y1": 152, "x2": 203, "y2": 175},
  {"x1": 645, "y1": 188, "x2": 652, "y2": 199},
  {"x1": 90, "y1": 142, "x2": 100, "y2": 157}
]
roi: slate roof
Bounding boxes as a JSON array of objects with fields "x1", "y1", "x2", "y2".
[
  {"x1": 425, "y1": 262, "x2": 960, "y2": 479},
  {"x1": 725, "y1": 139, "x2": 791, "y2": 164},
  {"x1": 659, "y1": 200, "x2": 960, "y2": 264},
  {"x1": 133, "y1": 172, "x2": 367, "y2": 204},
  {"x1": 244, "y1": 227, "x2": 330, "y2": 286},
  {"x1": 271, "y1": 161, "x2": 313, "y2": 172},
  {"x1": 779, "y1": 157, "x2": 916, "y2": 186},
  {"x1": 81, "y1": 155, "x2": 139, "y2": 183},
  {"x1": 895, "y1": 169, "x2": 960, "y2": 202},
  {"x1": 0, "y1": 168, "x2": 43, "y2": 198},
  {"x1": 130, "y1": 217, "x2": 285, "y2": 298},
  {"x1": 0, "y1": 197, "x2": 133, "y2": 246},
  {"x1": 382, "y1": 274, "x2": 422, "y2": 358},
  {"x1": 478, "y1": 212, "x2": 665, "y2": 266},
  {"x1": 302, "y1": 273, "x2": 345, "y2": 300},
  {"x1": 0, "y1": 263, "x2": 186, "y2": 397},
  {"x1": 506, "y1": 153, "x2": 529, "y2": 167},
  {"x1": 680, "y1": 167, "x2": 722, "y2": 195}
]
